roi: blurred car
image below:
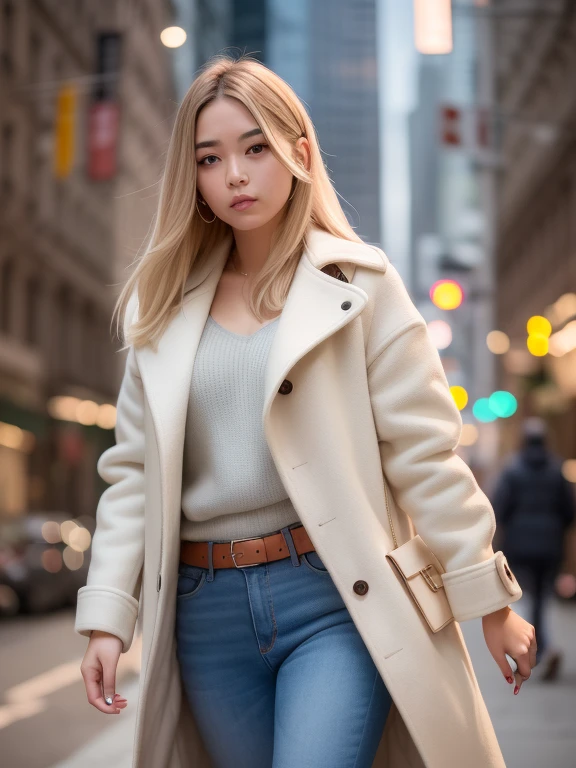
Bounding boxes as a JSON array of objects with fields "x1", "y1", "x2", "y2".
[{"x1": 0, "y1": 512, "x2": 91, "y2": 617}]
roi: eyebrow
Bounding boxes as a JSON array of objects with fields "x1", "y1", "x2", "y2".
[{"x1": 195, "y1": 127, "x2": 264, "y2": 151}]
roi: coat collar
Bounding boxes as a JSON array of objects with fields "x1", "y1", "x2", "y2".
[
  {"x1": 181, "y1": 224, "x2": 387, "y2": 294},
  {"x1": 132, "y1": 224, "x2": 387, "y2": 495}
]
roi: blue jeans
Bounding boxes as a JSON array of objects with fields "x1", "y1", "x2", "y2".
[{"x1": 175, "y1": 525, "x2": 393, "y2": 768}]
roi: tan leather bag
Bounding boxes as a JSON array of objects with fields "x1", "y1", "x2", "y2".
[{"x1": 383, "y1": 481, "x2": 454, "y2": 633}]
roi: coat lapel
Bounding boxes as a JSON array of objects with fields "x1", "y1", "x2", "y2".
[{"x1": 133, "y1": 225, "x2": 387, "y2": 507}]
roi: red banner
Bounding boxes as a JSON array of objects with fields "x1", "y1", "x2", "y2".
[{"x1": 87, "y1": 101, "x2": 120, "y2": 181}]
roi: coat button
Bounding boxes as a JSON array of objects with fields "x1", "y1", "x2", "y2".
[
  {"x1": 341, "y1": 301, "x2": 352, "y2": 310},
  {"x1": 353, "y1": 580, "x2": 369, "y2": 595},
  {"x1": 278, "y1": 379, "x2": 293, "y2": 395}
]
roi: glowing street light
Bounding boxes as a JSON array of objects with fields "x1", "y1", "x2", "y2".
[
  {"x1": 430, "y1": 279, "x2": 464, "y2": 310},
  {"x1": 414, "y1": 0, "x2": 453, "y2": 54},
  {"x1": 160, "y1": 26, "x2": 187, "y2": 48}
]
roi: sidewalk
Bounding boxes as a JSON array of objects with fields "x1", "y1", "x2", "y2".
[
  {"x1": 461, "y1": 594, "x2": 576, "y2": 768},
  {"x1": 53, "y1": 596, "x2": 576, "y2": 768}
]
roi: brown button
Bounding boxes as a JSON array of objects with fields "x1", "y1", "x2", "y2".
[
  {"x1": 278, "y1": 379, "x2": 293, "y2": 395},
  {"x1": 353, "y1": 580, "x2": 369, "y2": 595}
]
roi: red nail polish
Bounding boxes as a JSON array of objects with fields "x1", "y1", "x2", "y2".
[
  {"x1": 514, "y1": 685, "x2": 519, "y2": 695},
  {"x1": 506, "y1": 676, "x2": 513, "y2": 684}
]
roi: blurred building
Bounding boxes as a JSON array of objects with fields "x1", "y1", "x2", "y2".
[
  {"x1": 494, "y1": 2, "x2": 576, "y2": 453},
  {"x1": 189, "y1": 0, "x2": 382, "y2": 246},
  {"x1": 493, "y1": 1, "x2": 576, "y2": 569},
  {"x1": 0, "y1": 1, "x2": 176, "y2": 522},
  {"x1": 408, "y1": 8, "x2": 498, "y2": 479}
]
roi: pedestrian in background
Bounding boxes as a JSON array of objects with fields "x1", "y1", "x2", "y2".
[{"x1": 492, "y1": 417, "x2": 575, "y2": 680}]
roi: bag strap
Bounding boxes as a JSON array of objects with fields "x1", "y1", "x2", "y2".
[{"x1": 383, "y1": 480, "x2": 398, "y2": 549}]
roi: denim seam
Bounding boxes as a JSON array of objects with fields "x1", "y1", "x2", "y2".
[
  {"x1": 259, "y1": 564, "x2": 278, "y2": 655},
  {"x1": 352, "y1": 666, "x2": 381, "y2": 768}
]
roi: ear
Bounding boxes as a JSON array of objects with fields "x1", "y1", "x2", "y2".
[{"x1": 294, "y1": 137, "x2": 311, "y2": 172}]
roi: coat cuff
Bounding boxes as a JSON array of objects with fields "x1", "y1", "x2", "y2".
[
  {"x1": 441, "y1": 551, "x2": 522, "y2": 622},
  {"x1": 75, "y1": 585, "x2": 139, "y2": 653}
]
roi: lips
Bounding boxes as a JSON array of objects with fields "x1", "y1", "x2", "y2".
[
  {"x1": 231, "y1": 198, "x2": 257, "y2": 211},
  {"x1": 230, "y1": 195, "x2": 257, "y2": 208}
]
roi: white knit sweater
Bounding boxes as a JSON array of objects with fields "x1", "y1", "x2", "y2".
[{"x1": 180, "y1": 313, "x2": 301, "y2": 542}]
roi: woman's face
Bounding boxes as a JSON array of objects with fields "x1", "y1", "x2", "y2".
[{"x1": 194, "y1": 96, "x2": 307, "y2": 231}]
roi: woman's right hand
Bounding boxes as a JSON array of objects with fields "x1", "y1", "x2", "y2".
[{"x1": 80, "y1": 630, "x2": 129, "y2": 714}]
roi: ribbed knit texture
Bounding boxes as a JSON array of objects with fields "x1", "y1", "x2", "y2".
[{"x1": 180, "y1": 314, "x2": 301, "y2": 542}]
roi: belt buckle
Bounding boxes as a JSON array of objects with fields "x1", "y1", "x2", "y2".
[
  {"x1": 420, "y1": 564, "x2": 442, "y2": 592},
  {"x1": 230, "y1": 536, "x2": 263, "y2": 569}
]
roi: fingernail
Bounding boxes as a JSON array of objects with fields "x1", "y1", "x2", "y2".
[
  {"x1": 514, "y1": 685, "x2": 519, "y2": 695},
  {"x1": 506, "y1": 676, "x2": 513, "y2": 684}
]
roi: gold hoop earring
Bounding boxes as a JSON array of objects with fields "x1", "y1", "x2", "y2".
[
  {"x1": 196, "y1": 198, "x2": 216, "y2": 223},
  {"x1": 288, "y1": 181, "x2": 297, "y2": 201}
]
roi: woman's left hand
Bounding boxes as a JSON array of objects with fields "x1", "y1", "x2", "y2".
[{"x1": 482, "y1": 606, "x2": 537, "y2": 694}]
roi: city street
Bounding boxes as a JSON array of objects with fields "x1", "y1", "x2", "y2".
[
  {"x1": 0, "y1": 609, "x2": 140, "y2": 768},
  {"x1": 1, "y1": 594, "x2": 574, "y2": 768}
]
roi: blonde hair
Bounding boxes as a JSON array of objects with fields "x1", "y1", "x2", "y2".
[{"x1": 114, "y1": 53, "x2": 363, "y2": 351}]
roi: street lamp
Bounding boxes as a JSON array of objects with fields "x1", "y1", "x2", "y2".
[
  {"x1": 160, "y1": 26, "x2": 187, "y2": 49},
  {"x1": 414, "y1": 0, "x2": 453, "y2": 54}
]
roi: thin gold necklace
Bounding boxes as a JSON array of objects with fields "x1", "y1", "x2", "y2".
[{"x1": 230, "y1": 247, "x2": 250, "y2": 277}]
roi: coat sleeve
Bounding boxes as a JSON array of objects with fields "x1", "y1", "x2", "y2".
[
  {"x1": 74, "y1": 344, "x2": 145, "y2": 653},
  {"x1": 366, "y1": 261, "x2": 522, "y2": 623}
]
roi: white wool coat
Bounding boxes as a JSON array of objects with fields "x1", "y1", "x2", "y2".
[{"x1": 75, "y1": 224, "x2": 522, "y2": 767}]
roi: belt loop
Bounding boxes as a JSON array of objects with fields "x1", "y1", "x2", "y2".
[
  {"x1": 281, "y1": 526, "x2": 301, "y2": 567},
  {"x1": 206, "y1": 541, "x2": 215, "y2": 582}
]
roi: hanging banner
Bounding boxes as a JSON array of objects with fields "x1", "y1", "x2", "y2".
[
  {"x1": 54, "y1": 84, "x2": 77, "y2": 179},
  {"x1": 87, "y1": 32, "x2": 122, "y2": 181},
  {"x1": 87, "y1": 101, "x2": 120, "y2": 180}
]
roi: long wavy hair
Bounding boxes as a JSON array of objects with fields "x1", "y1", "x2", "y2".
[{"x1": 114, "y1": 53, "x2": 363, "y2": 351}]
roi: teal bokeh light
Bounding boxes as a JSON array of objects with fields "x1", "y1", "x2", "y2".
[
  {"x1": 473, "y1": 398, "x2": 498, "y2": 422},
  {"x1": 489, "y1": 391, "x2": 517, "y2": 418}
]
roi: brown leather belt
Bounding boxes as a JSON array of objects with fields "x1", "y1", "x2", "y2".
[{"x1": 179, "y1": 524, "x2": 316, "y2": 569}]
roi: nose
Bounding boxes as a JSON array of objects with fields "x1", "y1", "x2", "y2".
[{"x1": 226, "y1": 155, "x2": 248, "y2": 187}]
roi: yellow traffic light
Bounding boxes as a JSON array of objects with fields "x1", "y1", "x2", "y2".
[
  {"x1": 54, "y1": 84, "x2": 77, "y2": 179},
  {"x1": 430, "y1": 279, "x2": 463, "y2": 310}
]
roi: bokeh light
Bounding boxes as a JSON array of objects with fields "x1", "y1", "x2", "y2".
[
  {"x1": 473, "y1": 398, "x2": 498, "y2": 422},
  {"x1": 430, "y1": 279, "x2": 464, "y2": 310},
  {"x1": 527, "y1": 334, "x2": 549, "y2": 356},
  {"x1": 488, "y1": 391, "x2": 517, "y2": 418},
  {"x1": 450, "y1": 385, "x2": 468, "y2": 410},
  {"x1": 562, "y1": 459, "x2": 576, "y2": 483},
  {"x1": 160, "y1": 26, "x2": 187, "y2": 48},
  {"x1": 486, "y1": 330, "x2": 510, "y2": 354},
  {"x1": 427, "y1": 319, "x2": 453, "y2": 349},
  {"x1": 527, "y1": 315, "x2": 552, "y2": 337},
  {"x1": 459, "y1": 423, "x2": 478, "y2": 446}
]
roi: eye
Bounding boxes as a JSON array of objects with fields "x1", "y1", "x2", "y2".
[
  {"x1": 198, "y1": 155, "x2": 218, "y2": 166},
  {"x1": 248, "y1": 143, "x2": 268, "y2": 155}
]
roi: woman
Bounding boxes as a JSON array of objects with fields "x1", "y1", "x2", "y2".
[{"x1": 76, "y1": 54, "x2": 536, "y2": 768}]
